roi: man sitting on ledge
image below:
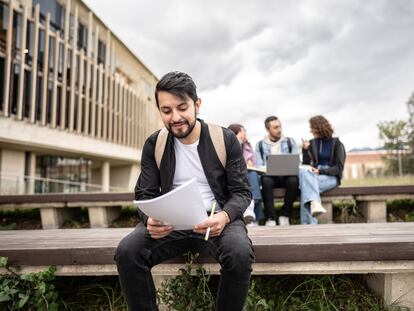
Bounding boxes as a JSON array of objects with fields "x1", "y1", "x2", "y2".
[{"x1": 115, "y1": 71, "x2": 255, "y2": 311}]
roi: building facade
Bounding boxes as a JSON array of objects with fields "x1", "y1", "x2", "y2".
[{"x1": 0, "y1": 0, "x2": 161, "y2": 193}]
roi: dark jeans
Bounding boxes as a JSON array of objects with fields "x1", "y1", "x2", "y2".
[
  {"x1": 261, "y1": 175, "x2": 299, "y2": 220},
  {"x1": 115, "y1": 219, "x2": 255, "y2": 311}
]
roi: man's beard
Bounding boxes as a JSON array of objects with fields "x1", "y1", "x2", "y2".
[{"x1": 168, "y1": 117, "x2": 197, "y2": 139}]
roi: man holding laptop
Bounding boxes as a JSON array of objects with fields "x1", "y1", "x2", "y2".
[{"x1": 255, "y1": 116, "x2": 299, "y2": 226}]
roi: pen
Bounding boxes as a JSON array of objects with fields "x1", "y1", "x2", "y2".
[{"x1": 204, "y1": 201, "x2": 216, "y2": 241}]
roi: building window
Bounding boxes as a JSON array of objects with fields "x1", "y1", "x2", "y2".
[
  {"x1": 38, "y1": 29, "x2": 45, "y2": 70},
  {"x1": 0, "y1": 56, "x2": 4, "y2": 111},
  {"x1": 12, "y1": 10, "x2": 22, "y2": 54},
  {"x1": 97, "y1": 40, "x2": 105, "y2": 65},
  {"x1": 23, "y1": 69, "x2": 31, "y2": 118},
  {"x1": 10, "y1": 63, "x2": 19, "y2": 115},
  {"x1": 77, "y1": 21, "x2": 87, "y2": 51},
  {"x1": 25, "y1": 21, "x2": 34, "y2": 65},
  {"x1": 33, "y1": 0, "x2": 65, "y2": 32},
  {"x1": 0, "y1": 2, "x2": 9, "y2": 53}
]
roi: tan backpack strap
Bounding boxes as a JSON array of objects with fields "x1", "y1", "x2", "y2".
[
  {"x1": 207, "y1": 123, "x2": 226, "y2": 168},
  {"x1": 155, "y1": 128, "x2": 169, "y2": 169}
]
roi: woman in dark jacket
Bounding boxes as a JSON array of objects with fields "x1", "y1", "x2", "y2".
[{"x1": 299, "y1": 115, "x2": 346, "y2": 224}]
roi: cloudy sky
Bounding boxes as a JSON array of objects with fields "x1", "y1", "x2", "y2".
[{"x1": 84, "y1": 0, "x2": 414, "y2": 150}]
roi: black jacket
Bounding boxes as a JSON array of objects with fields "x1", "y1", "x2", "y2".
[
  {"x1": 302, "y1": 137, "x2": 346, "y2": 184},
  {"x1": 135, "y1": 119, "x2": 252, "y2": 225}
]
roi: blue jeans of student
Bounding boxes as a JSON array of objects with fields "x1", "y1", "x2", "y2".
[
  {"x1": 299, "y1": 165, "x2": 338, "y2": 224},
  {"x1": 247, "y1": 171, "x2": 264, "y2": 220},
  {"x1": 115, "y1": 219, "x2": 255, "y2": 311}
]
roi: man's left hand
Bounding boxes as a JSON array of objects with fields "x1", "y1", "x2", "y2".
[{"x1": 193, "y1": 211, "x2": 230, "y2": 237}]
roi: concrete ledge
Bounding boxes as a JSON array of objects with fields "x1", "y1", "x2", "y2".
[{"x1": 3, "y1": 260, "x2": 413, "y2": 276}]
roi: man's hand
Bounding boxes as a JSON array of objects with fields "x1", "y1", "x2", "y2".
[
  {"x1": 147, "y1": 218, "x2": 173, "y2": 239},
  {"x1": 193, "y1": 211, "x2": 230, "y2": 237},
  {"x1": 310, "y1": 167, "x2": 319, "y2": 175}
]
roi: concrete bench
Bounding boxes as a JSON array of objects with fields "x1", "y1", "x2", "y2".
[
  {"x1": 273, "y1": 185, "x2": 414, "y2": 223},
  {"x1": 0, "y1": 223, "x2": 414, "y2": 309},
  {"x1": 0, "y1": 185, "x2": 413, "y2": 229},
  {"x1": 0, "y1": 192, "x2": 133, "y2": 229}
]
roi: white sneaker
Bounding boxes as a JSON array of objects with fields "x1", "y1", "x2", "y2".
[
  {"x1": 310, "y1": 201, "x2": 327, "y2": 216},
  {"x1": 265, "y1": 219, "x2": 277, "y2": 226},
  {"x1": 278, "y1": 216, "x2": 290, "y2": 226},
  {"x1": 243, "y1": 201, "x2": 256, "y2": 225}
]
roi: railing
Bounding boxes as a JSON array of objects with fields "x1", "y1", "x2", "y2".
[{"x1": 0, "y1": 172, "x2": 127, "y2": 194}]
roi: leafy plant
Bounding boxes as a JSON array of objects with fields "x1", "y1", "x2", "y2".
[
  {"x1": 0, "y1": 256, "x2": 59, "y2": 310},
  {"x1": 157, "y1": 253, "x2": 216, "y2": 311}
]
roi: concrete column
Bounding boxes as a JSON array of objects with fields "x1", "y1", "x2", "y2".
[
  {"x1": 40, "y1": 208, "x2": 73, "y2": 229},
  {"x1": 101, "y1": 161, "x2": 110, "y2": 192},
  {"x1": 27, "y1": 152, "x2": 36, "y2": 194},
  {"x1": 359, "y1": 200, "x2": 387, "y2": 223},
  {"x1": 366, "y1": 273, "x2": 414, "y2": 310},
  {"x1": 88, "y1": 206, "x2": 121, "y2": 228},
  {"x1": 317, "y1": 201, "x2": 333, "y2": 224}
]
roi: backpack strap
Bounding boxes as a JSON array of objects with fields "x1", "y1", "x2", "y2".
[
  {"x1": 155, "y1": 128, "x2": 168, "y2": 169},
  {"x1": 207, "y1": 123, "x2": 226, "y2": 168},
  {"x1": 286, "y1": 137, "x2": 292, "y2": 153},
  {"x1": 259, "y1": 140, "x2": 264, "y2": 162},
  {"x1": 154, "y1": 123, "x2": 227, "y2": 169}
]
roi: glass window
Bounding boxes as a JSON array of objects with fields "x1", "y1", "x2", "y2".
[
  {"x1": 77, "y1": 22, "x2": 87, "y2": 51},
  {"x1": 10, "y1": 64, "x2": 19, "y2": 115},
  {"x1": 58, "y1": 42, "x2": 63, "y2": 81},
  {"x1": 33, "y1": 0, "x2": 65, "y2": 32},
  {"x1": 0, "y1": 56, "x2": 4, "y2": 111},
  {"x1": 36, "y1": 75, "x2": 42, "y2": 121},
  {"x1": 23, "y1": 69, "x2": 31, "y2": 118},
  {"x1": 12, "y1": 11, "x2": 22, "y2": 53},
  {"x1": 25, "y1": 21, "x2": 34, "y2": 65},
  {"x1": 97, "y1": 40, "x2": 105, "y2": 65},
  {"x1": 38, "y1": 29, "x2": 45, "y2": 69},
  {"x1": 49, "y1": 36, "x2": 54, "y2": 74},
  {"x1": 0, "y1": 2, "x2": 9, "y2": 53}
]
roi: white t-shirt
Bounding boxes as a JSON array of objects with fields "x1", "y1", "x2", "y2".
[{"x1": 172, "y1": 138, "x2": 219, "y2": 212}]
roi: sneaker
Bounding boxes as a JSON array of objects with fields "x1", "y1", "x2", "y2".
[
  {"x1": 310, "y1": 201, "x2": 327, "y2": 216},
  {"x1": 278, "y1": 216, "x2": 290, "y2": 226},
  {"x1": 243, "y1": 201, "x2": 256, "y2": 224},
  {"x1": 265, "y1": 219, "x2": 277, "y2": 226}
]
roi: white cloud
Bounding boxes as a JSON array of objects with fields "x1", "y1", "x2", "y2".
[{"x1": 84, "y1": 0, "x2": 414, "y2": 150}]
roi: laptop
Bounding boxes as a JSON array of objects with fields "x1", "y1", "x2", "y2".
[{"x1": 266, "y1": 154, "x2": 300, "y2": 176}]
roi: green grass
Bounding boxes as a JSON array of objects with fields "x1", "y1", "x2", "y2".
[{"x1": 52, "y1": 274, "x2": 408, "y2": 311}]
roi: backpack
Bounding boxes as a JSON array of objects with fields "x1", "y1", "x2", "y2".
[
  {"x1": 154, "y1": 123, "x2": 227, "y2": 169},
  {"x1": 258, "y1": 137, "x2": 292, "y2": 162}
]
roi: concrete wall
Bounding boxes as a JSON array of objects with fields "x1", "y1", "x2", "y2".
[{"x1": 111, "y1": 164, "x2": 140, "y2": 191}]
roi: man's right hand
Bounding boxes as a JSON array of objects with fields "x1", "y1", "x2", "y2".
[{"x1": 147, "y1": 218, "x2": 173, "y2": 239}]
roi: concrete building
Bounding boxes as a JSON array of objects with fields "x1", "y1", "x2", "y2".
[
  {"x1": 343, "y1": 150, "x2": 387, "y2": 180},
  {"x1": 0, "y1": 0, "x2": 161, "y2": 194}
]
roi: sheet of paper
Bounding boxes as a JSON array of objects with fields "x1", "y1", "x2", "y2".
[
  {"x1": 134, "y1": 178, "x2": 208, "y2": 230},
  {"x1": 247, "y1": 165, "x2": 266, "y2": 174}
]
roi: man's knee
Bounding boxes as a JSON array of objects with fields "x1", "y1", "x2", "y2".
[
  {"x1": 261, "y1": 176, "x2": 274, "y2": 189},
  {"x1": 219, "y1": 233, "x2": 254, "y2": 271},
  {"x1": 285, "y1": 176, "x2": 299, "y2": 188},
  {"x1": 115, "y1": 230, "x2": 149, "y2": 269}
]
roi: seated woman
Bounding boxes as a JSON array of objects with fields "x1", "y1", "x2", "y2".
[
  {"x1": 299, "y1": 115, "x2": 346, "y2": 224},
  {"x1": 228, "y1": 124, "x2": 264, "y2": 225}
]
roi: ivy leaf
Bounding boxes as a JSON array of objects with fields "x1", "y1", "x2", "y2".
[
  {"x1": 0, "y1": 257, "x2": 8, "y2": 268},
  {"x1": 17, "y1": 293, "x2": 29, "y2": 308},
  {"x1": 0, "y1": 292, "x2": 11, "y2": 302}
]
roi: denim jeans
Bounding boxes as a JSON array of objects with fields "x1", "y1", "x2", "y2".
[
  {"x1": 115, "y1": 219, "x2": 255, "y2": 311},
  {"x1": 299, "y1": 165, "x2": 338, "y2": 224},
  {"x1": 247, "y1": 171, "x2": 264, "y2": 221}
]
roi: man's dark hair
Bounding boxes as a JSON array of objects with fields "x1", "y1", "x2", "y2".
[
  {"x1": 264, "y1": 116, "x2": 279, "y2": 129},
  {"x1": 155, "y1": 71, "x2": 198, "y2": 108}
]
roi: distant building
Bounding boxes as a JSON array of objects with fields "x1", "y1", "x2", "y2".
[
  {"x1": 0, "y1": 0, "x2": 161, "y2": 194},
  {"x1": 343, "y1": 150, "x2": 387, "y2": 179}
]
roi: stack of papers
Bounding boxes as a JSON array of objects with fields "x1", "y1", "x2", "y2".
[{"x1": 134, "y1": 178, "x2": 208, "y2": 230}]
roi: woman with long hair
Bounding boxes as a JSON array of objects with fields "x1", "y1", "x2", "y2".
[{"x1": 300, "y1": 115, "x2": 346, "y2": 224}]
